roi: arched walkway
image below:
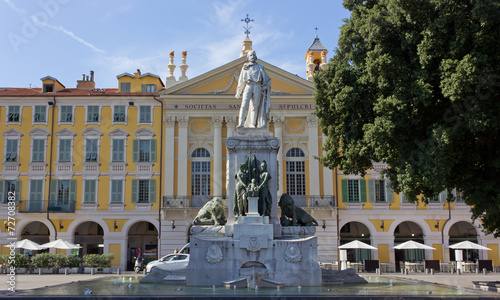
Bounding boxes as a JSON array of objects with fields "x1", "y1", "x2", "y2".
[
  {"x1": 74, "y1": 221, "x2": 104, "y2": 256},
  {"x1": 340, "y1": 221, "x2": 373, "y2": 262},
  {"x1": 127, "y1": 221, "x2": 158, "y2": 271}
]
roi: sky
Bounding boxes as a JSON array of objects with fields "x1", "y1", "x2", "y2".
[{"x1": 0, "y1": 0, "x2": 351, "y2": 89}]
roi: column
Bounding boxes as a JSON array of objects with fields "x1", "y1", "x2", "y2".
[
  {"x1": 164, "y1": 116, "x2": 175, "y2": 197},
  {"x1": 225, "y1": 116, "x2": 236, "y2": 138},
  {"x1": 272, "y1": 115, "x2": 284, "y2": 196},
  {"x1": 212, "y1": 116, "x2": 222, "y2": 196},
  {"x1": 307, "y1": 115, "x2": 320, "y2": 196},
  {"x1": 177, "y1": 116, "x2": 189, "y2": 197}
]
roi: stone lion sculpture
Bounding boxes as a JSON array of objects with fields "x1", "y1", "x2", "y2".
[
  {"x1": 193, "y1": 197, "x2": 226, "y2": 225},
  {"x1": 278, "y1": 193, "x2": 318, "y2": 226}
]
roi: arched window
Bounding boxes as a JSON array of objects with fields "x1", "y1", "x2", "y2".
[
  {"x1": 285, "y1": 148, "x2": 306, "y2": 196},
  {"x1": 191, "y1": 148, "x2": 211, "y2": 197}
]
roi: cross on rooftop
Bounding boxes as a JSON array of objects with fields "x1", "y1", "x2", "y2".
[{"x1": 241, "y1": 14, "x2": 254, "y2": 38}]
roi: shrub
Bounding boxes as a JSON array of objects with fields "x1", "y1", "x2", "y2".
[
  {"x1": 66, "y1": 254, "x2": 81, "y2": 268},
  {"x1": 83, "y1": 254, "x2": 100, "y2": 268},
  {"x1": 53, "y1": 253, "x2": 67, "y2": 269},
  {"x1": 99, "y1": 253, "x2": 114, "y2": 268},
  {"x1": 32, "y1": 253, "x2": 55, "y2": 269},
  {"x1": 3, "y1": 253, "x2": 30, "y2": 269}
]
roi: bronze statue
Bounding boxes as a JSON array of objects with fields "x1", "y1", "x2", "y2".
[
  {"x1": 234, "y1": 163, "x2": 249, "y2": 217},
  {"x1": 278, "y1": 193, "x2": 318, "y2": 226},
  {"x1": 258, "y1": 161, "x2": 272, "y2": 217}
]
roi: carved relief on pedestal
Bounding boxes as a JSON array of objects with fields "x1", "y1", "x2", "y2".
[{"x1": 206, "y1": 244, "x2": 223, "y2": 264}]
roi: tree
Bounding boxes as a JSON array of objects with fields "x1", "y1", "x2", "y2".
[{"x1": 314, "y1": 0, "x2": 500, "y2": 236}]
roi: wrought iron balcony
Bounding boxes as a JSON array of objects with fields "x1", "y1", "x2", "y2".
[{"x1": 17, "y1": 200, "x2": 76, "y2": 213}]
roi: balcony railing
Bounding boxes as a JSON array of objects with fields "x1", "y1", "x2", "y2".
[
  {"x1": 18, "y1": 200, "x2": 76, "y2": 213},
  {"x1": 162, "y1": 196, "x2": 228, "y2": 209},
  {"x1": 162, "y1": 195, "x2": 335, "y2": 209},
  {"x1": 286, "y1": 195, "x2": 336, "y2": 209}
]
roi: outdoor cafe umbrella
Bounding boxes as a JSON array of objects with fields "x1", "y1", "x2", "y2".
[
  {"x1": 448, "y1": 241, "x2": 491, "y2": 251},
  {"x1": 391, "y1": 240, "x2": 436, "y2": 250},
  {"x1": 338, "y1": 240, "x2": 377, "y2": 270},
  {"x1": 40, "y1": 239, "x2": 81, "y2": 250},
  {"x1": 338, "y1": 240, "x2": 377, "y2": 250},
  {"x1": 3, "y1": 239, "x2": 46, "y2": 250}
]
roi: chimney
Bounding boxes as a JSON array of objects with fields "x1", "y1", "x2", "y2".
[{"x1": 77, "y1": 71, "x2": 96, "y2": 89}]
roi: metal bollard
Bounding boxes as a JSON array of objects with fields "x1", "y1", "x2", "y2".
[
  {"x1": 425, "y1": 268, "x2": 429, "y2": 274},
  {"x1": 65, "y1": 268, "x2": 69, "y2": 275},
  {"x1": 430, "y1": 268, "x2": 434, "y2": 275},
  {"x1": 483, "y1": 268, "x2": 487, "y2": 275},
  {"x1": 39, "y1": 268, "x2": 42, "y2": 275},
  {"x1": 90, "y1": 268, "x2": 95, "y2": 275},
  {"x1": 117, "y1": 269, "x2": 121, "y2": 275}
]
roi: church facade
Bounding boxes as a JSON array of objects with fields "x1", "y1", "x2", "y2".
[{"x1": 0, "y1": 36, "x2": 498, "y2": 271}]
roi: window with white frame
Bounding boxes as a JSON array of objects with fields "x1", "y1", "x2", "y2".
[
  {"x1": 113, "y1": 106, "x2": 126, "y2": 122},
  {"x1": 33, "y1": 106, "x2": 46, "y2": 123},
  {"x1": 133, "y1": 139, "x2": 156, "y2": 162},
  {"x1": 110, "y1": 180, "x2": 123, "y2": 203},
  {"x1": 28, "y1": 180, "x2": 44, "y2": 211},
  {"x1": 60, "y1": 105, "x2": 73, "y2": 122},
  {"x1": 374, "y1": 180, "x2": 385, "y2": 202},
  {"x1": 49, "y1": 179, "x2": 76, "y2": 210},
  {"x1": 31, "y1": 139, "x2": 45, "y2": 162},
  {"x1": 58, "y1": 139, "x2": 72, "y2": 162},
  {"x1": 191, "y1": 148, "x2": 211, "y2": 196},
  {"x1": 285, "y1": 148, "x2": 306, "y2": 196},
  {"x1": 348, "y1": 180, "x2": 360, "y2": 202},
  {"x1": 368, "y1": 178, "x2": 393, "y2": 203},
  {"x1": 139, "y1": 106, "x2": 151, "y2": 123},
  {"x1": 83, "y1": 180, "x2": 97, "y2": 203},
  {"x1": 7, "y1": 106, "x2": 20, "y2": 123},
  {"x1": 87, "y1": 105, "x2": 100, "y2": 122},
  {"x1": 131, "y1": 179, "x2": 155, "y2": 203},
  {"x1": 85, "y1": 139, "x2": 98, "y2": 162},
  {"x1": 0, "y1": 180, "x2": 21, "y2": 203},
  {"x1": 112, "y1": 139, "x2": 125, "y2": 162},
  {"x1": 342, "y1": 179, "x2": 367, "y2": 203},
  {"x1": 5, "y1": 139, "x2": 18, "y2": 162}
]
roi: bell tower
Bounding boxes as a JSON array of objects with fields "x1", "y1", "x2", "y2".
[{"x1": 305, "y1": 30, "x2": 328, "y2": 80}]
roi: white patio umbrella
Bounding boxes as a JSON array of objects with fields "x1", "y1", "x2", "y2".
[
  {"x1": 392, "y1": 240, "x2": 436, "y2": 250},
  {"x1": 40, "y1": 239, "x2": 81, "y2": 250},
  {"x1": 448, "y1": 241, "x2": 491, "y2": 250},
  {"x1": 338, "y1": 240, "x2": 377, "y2": 270},
  {"x1": 3, "y1": 239, "x2": 46, "y2": 250},
  {"x1": 338, "y1": 240, "x2": 377, "y2": 250}
]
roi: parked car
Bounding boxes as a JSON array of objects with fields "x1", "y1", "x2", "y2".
[{"x1": 145, "y1": 253, "x2": 189, "y2": 273}]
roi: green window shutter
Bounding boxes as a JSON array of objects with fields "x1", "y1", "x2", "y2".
[
  {"x1": 149, "y1": 179, "x2": 156, "y2": 203},
  {"x1": 440, "y1": 190, "x2": 447, "y2": 202},
  {"x1": 360, "y1": 179, "x2": 367, "y2": 202},
  {"x1": 112, "y1": 139, "x2": 124, "y2": 162},
  {"x1": 84, "y1": 181, "x2": 95, "y2": 203},
  {"x1": 111, "y1": 180, "x2": 123, "y2": 203},
  {"x1": 49, "y1": 180, "x2": 58, "y2": 204},
  {"x1": 32, "y1": 139, "x2": 45, "y2": 162},
  {"x1": 341, "y1": 179, "x2": 348, "y2": 202},
  {"x1": 385, "y1": 179, "x2": 393, "y2": 203},
  {"x1": 368, "y1": 179, "x2": 375, "y2": 202},
  {"x1": 150, "y1": 139, "x2": 156, "y2": 162},
  {"x1": 141, "y1": 84, "x2": 146, "y2": 93},
  {"x1": 133, "y1": 140, "x2": 139, "y2": 162},
  {"x1": 14, "y1": 180, "x2": 21, "y2": 202},
  {"x1": 69, "y1": 180, "x2": 77, "y2": 202},
  {"x1": 131, "y1": 179, "x2": 138, "y2": 203}
]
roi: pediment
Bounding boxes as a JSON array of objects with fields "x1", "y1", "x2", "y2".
[
  {"x1": 160, "y1": 56, "x2": 314, "y2": 97},
  {"x1": 29, "y1": 127, "x2": 50, "y2": 137},
  {"x1": 108, "y1": 128, "x2": 130, "y2": 137},
  {"x1": 82, "y1": 127, "x2": 103, "y2": 136},
  {"x1": 55, "y1": 128, "x2": 76, "y2": 137},
  {"x1": 3, "y1": 128, "x2": 23, "y2": 137}
]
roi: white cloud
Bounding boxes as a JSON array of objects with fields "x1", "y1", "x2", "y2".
[{"x1": 31, "y1": 17, "x2": 105, "y2": 54}]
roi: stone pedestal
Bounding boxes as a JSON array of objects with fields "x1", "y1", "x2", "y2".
[
  {"x1": 225, "y1": 128, "x2": 281, "y2": 237},
  {"x1": 184, "y1": 127, "x2": 321, "y2": 287}
]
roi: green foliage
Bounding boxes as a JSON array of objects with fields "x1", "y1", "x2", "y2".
[
  {"x1": 53, "y1": 253, "x2": 67, "y2": 269},
  {"x1": 4, "y1": 253, "x2": 30, "y2": 268},
  {"x1": 32, "y1": 253, "x2": 56, "y2": 269},
  {"x1": 99, "y1": 253, "x2": 114, "y2": 268},
  {"x1": 315, "y1": 0, "x2": 500, "y2": 236},
  {"x1": 66, "y1": 254, "x2": 81, "y2": 268},
  {"x1": 83, "y1": 254, "x2": 100, "y2": 268}
]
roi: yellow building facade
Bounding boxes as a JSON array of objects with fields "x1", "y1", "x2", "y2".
[{"x1": 0, "y1": 36, "x2": 498, "y2": 271}]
